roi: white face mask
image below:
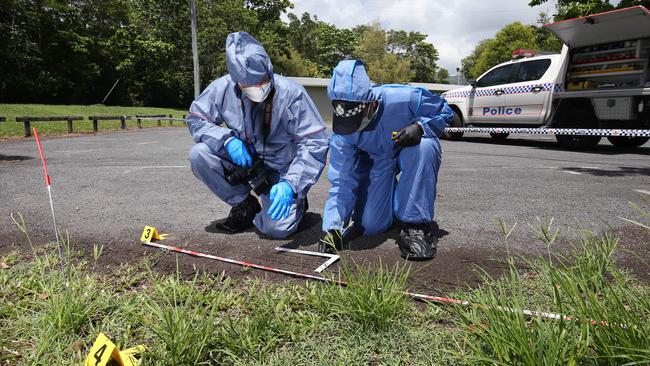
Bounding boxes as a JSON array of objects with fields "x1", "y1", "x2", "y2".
[
  {"x1": 357, "y1": 115, "x2": 372, "y2": 132},
  {"x1": 241, "y1": 81, "x2": 272, "y2": 102},
  {"x1": 357, "y1": 106, "x2": 375, "y2": 132}
]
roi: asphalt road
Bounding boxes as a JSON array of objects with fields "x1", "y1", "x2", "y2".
[{"x1": 1, "y1": 128, "x2": 648, "y2": 291}]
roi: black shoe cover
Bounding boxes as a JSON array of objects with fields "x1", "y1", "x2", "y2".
[
  {"x1": 215, "y1": 195, "x2": 261, "y2": 234},
  {"x1": 319, "y1": 229, "x2": 343, "y2": 254},
  {"x1": 397, "y1": 222, "x2": 438, "y2": 261}
]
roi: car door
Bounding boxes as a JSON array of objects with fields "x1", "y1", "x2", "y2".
[
  {"x1": 467, "y1": 63, "x2": 516, "y2": 124},
  {"x1": 502, "y1": 58, "x2": 554, "y2": 124}
]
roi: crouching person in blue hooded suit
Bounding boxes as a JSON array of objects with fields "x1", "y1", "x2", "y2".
[
  {"x1": 187, "y1": 32, "x2": 328, "y2": 238},
  {"x1": 321, "y1": 60, "x2": 453, "y2": 260}
]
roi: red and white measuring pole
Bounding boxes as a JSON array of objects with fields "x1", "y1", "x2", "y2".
[
  {"x1": 33, "y1": 128, "x2": 65, "y2": 280},
  {"x1": 142, "y1": 241, "x2": 609, "y2": 326}
]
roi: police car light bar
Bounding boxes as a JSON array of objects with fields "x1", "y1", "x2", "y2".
[{"x1": 512, "y1": 48, "x2": 538, "y2": 59}]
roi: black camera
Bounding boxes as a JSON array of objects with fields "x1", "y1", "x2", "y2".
[{"x1": 225, "y1": 157, "x2": 271, "y2": 196}]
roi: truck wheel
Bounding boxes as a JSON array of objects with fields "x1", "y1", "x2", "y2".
[
  {"x1": 444, "y1": 112, "x2": 464, "y2": 141},
  {"x1": 555, "y1": 135, "x2": 601, "y2": 149},
  {"x1": 490, "y1": 133, "x2": 509, "y2": 142},
  {"x1": 606, "y1": 136, "x2": 650, "y2": 148}
]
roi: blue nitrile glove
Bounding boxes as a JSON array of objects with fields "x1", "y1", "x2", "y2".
[
  {"x1": 268, "y1": 181, "x2": 294, "y2": 220},
  {"x1": 225, "y1": 138, "x2": 252, "y2": 168}
]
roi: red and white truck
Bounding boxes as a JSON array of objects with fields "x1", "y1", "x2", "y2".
[{"x1": 442, "y1": 6, "x2": 650, "y2": 148}]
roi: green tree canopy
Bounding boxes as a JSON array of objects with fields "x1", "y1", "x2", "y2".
[
  {"x1": 461, "y1": 22, "x2": 537, "y2": 80},
  {"x1": 354, "y1": 22, "x2": 413, "y2": 84},
  {"x1": 386, "y1": 30, "x2": 439, "y2": 82},
  {"x1": 528, "y1": 0, "x2": 650, "y2": 20},
  {"x1": 461, "y1": 17, "x2": 563, "y2": 80},
  {"x1": 0, "y1": 0, "x2": 446, "y2": 107},
  {"x1": 286, "y1": 12, "x2": 358, "y2": 77}
]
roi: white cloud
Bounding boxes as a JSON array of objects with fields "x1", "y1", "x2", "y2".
[{"x1": 284, "y1": 0, "x2": 556, "y2": 73}]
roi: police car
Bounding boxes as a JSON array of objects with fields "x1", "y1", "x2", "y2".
[{"x1": 442, "y1": 6, "x2": 650, "y2": 148}]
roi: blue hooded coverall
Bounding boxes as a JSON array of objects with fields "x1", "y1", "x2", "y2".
[
  {"x1": 187, "y1": 32, "x2": 328, "y2": 238},
  {"x1": 323, "y1": 60, "x2": 453, "y2": 235}
]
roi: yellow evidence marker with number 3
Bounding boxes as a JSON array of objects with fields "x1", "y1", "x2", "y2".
[
  {"x1": 140, "y1": 225, "x2": 168, "y2": 243},
  {"x1": 84, "y1": 333, "x2": 146, "y2": 366}
]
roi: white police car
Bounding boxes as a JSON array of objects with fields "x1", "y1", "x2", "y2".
[{"x1": 443, "y1": 6, "x2": 650, "y2": 148}]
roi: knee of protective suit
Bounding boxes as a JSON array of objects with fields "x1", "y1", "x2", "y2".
[
  {"x1": 254, "y1": 197, "x2": 305, "y2": 239},
  {"x1": 259, "y1": 224, "x2": 297, "y2": 239},
  {"x1": 357, "y1": 216, "x2": 391, "y2": 236},
  {"x1": 188, "y1": 143, "x2": 213, "y2": 169},
  {"x1": 255, "y1": 214, "x2": 300, "y2": 238},
  {"x1": 412, "y1": 138, "x2": 440, "y2": 160}
]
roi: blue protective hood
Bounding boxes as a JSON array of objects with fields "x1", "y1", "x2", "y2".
[
  {"x1": 225, "y1": 32, "x2": 274, "y2": 85},
  {"x1": 327, "y1": 60, "x2": 376, "y2": 102}
]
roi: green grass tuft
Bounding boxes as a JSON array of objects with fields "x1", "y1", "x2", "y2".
[{"x1": 309, "y1": 259, "x2": 412, "y2": 331}]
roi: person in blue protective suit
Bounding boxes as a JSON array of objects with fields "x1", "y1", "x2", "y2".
[
  {"x1": 320, "y1": 59, "x2": 453, "y2": 260},
  {"x1": 187, "y1": 32, "x2": 328, "y2": 238}
]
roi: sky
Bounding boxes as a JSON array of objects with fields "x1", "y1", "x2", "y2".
[{"x1": 283, "y1": 0, "x2": 558, "y2": 74}]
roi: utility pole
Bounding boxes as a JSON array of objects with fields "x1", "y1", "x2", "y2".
[{"x1": 190, "y1": 0, "x2": 200, "y2": 98}]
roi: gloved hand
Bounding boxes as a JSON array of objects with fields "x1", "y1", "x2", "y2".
[
  {"x1": 319, "y1": 229, "x2": 343, "y2": 254},
  {"x1": 268, "y1": 181, "x2": 294, "y2": 220},
  {"x1": 392, "y1": 123, "x2": 424, "y2": 147},
  {"x1": 225, "y1": 138, "x2": 252, "y2": 168}
]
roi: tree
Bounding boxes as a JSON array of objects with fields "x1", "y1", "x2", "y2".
[
  {"x1": 0, "y1": 0, "x2": 132, "y2": 104},
  {"x1": 529, "y1": 0, "x2": 650, "y2": 20},
  {"x1": 460, "y1": 19, "x2": 562, "y2": 80},
  {"x1": 286, "y1": 12, "x2": 358, "y2": 77},
  {"x1": 535, "y1": 12, "x2": 563, "y2": 52},
  {"x1": 354, "y1": 22, "x2": 413, "y2": 84},
  {"x1": 387, "y1": 30, "x2": 439, "y2": 83},
  {"x1": 436, "y1": 68, "x2": 449, "y2": 84}
]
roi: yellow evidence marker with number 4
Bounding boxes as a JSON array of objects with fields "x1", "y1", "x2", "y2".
[
  {"x1": 84, "y1": 333, "x2": 146, "y2": 366},
  {"x1": 140, "y1": 225, "x2": 168, "y2": 243}
]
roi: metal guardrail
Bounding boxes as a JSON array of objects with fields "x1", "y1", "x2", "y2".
[
  {"x1": 10, "y1": 114, "x2": 186, "y2": 137},
  {"x1": 15, "y1": 116, "x2": 84, "y2": 137}
]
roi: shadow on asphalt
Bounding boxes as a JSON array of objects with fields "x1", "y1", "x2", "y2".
[
  {"x1": 0, "y1": 154, "x2": 33, "y2": 162},
  {"x1": 204, "y1": 219, "x2": 257, "y2": 235},
  {"x1": 458, "y1": 137, "x2": 650, "y2": 156},
  {"x1": 562, "y1": 166, "x2": 650, "y2": 177}
]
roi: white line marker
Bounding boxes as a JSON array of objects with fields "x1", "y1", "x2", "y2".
[
  {"x1": 562, "y1": 170, "x2": 581, "y2": 175},
  {"x1": 137, "y1": 141, "x2": 158, "y2": 145},
  {"x1": 274, "y1": 247, "x2": 340, "y2": 273},
  {"x1": 634, "y1": 189, "x2": 650, "y2": 196},
  {"x1": 123, "y1": 165, "x2": 189, "y2": 173}
]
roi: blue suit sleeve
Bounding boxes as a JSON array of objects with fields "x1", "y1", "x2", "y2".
[
  {"x1": 322, "y1": 134, "x2": 359, "y2": 232},
  {"x1": 281, "y1": 89, "x2": 329, "y2": 195},
  {"x1": 187, "y1": 84, "x2": 234, "y2": 153},
  {"x1": 412, "y1": 92, "x2": 454, "y2": 138}
]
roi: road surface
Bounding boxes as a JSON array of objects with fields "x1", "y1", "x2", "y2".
[{"x1": 1, "y1": 128, "x2": 648, "y2": 292}]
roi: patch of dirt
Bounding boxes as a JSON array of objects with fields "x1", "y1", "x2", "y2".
[
  {"x1": 608, "y1": 225, "x2": 650, "y2": 281},
  {"x1": 3, "y1": 222, "x2": 647, "y2": 298}
]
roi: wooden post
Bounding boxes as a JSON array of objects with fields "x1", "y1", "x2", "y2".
[
  {"x1": 120, "y1": 116, "x2": 126, "y2": 129},
  {"x1": 137, "y1": 117, "x2": 142, "y2": 128},
  {"x1": 24, "y1": 120, "x2": 31, "y2": 137},
  {"x1": 168, "y1": 114, "x2": 173, "y2": 126},
  {"x1": 67, "y1": 117, "x2": 73, "y2": 133},
  {"x1": 157, "y1": 118, "x2": 162, "y2": 127},
  {"x1": 93, "y1": 119, "x2": 98, "y2": 132},
  {"x1": 182, "y1": 114, "x2": 187, "y2": 125}
]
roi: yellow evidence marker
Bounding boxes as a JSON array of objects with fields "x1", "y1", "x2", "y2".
[
  {"x1": 140, "y1": 225, "x2": 168, "y2": 243},
  {"x1": 84, "y1": 333, "x2": 146, "y2": 366}
]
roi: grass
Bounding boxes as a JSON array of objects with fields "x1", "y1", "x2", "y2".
[
  {"x1": 0, "y1": 104, "x2": 187, "y2": 137},
  {"x1": 1, "y1": 211, "x2": 649, "y2": 365}
]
